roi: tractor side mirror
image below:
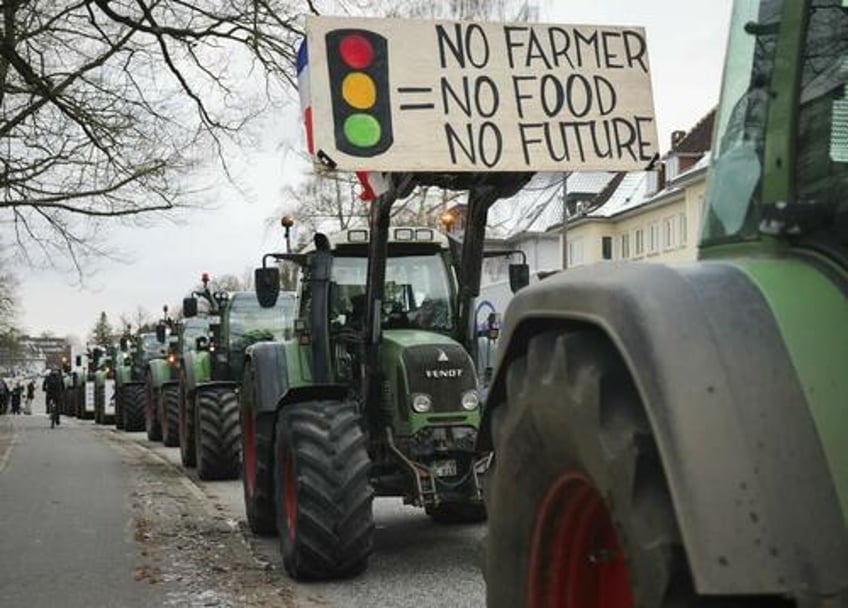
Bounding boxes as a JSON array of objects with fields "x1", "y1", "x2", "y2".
[
  {"x1": 196, "y1": 336, "x2": 209, "y2": 351},
  {"x1": 255, "y1": 267, "x2": 280, "y2": 308},
  {"x1": 155, "y1": 323, "x2": 167, "y2": 344},
  {"x1": 75, "y1": 355, "x2": 82, "y2": 367},
  {"x1": 182, "y1": 297, "x2": 198, "y2": 318},
  {"x1": 92, "y1": 347, "x2": 103, "y2": 366},
  {"x1": 509, "y1": 263, "x2": 530, "y2": 293}
]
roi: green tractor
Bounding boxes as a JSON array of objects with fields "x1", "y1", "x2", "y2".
[
  {"x1": 481, "y1": 1, "x2": 848, "y2": 607},
  {"x1": 181, "y1": 277, "x2": 295, "y2": 480},
  {"x1": 146, "y1": 307, "x2": 181, "y2": 447},
  {"x1": 176, "y1": 315, "x2": 211, "y2": 467},
  {"x1": 115, "y1": 332, "x2": 160, "y2": 433},
  {"x1": 92, "y1": 353, "x2": 116, "y2": 425},
  {"x1": 242, "y1": 220, "x2": 526, "y2": 579},
  {"x1": 77, "y1": 347, "x2": 103, "y2": 421}
]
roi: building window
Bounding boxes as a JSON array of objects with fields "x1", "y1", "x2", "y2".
[
  {"x1": 663, "y1": 216, "x2": 677, "y2": 250},
  {"x1": 602, "y1": 236, "x2": 613, "y2": 260},
  {"x1": 634, "y1": 228, "x2": 644, "y2": 256},
  {"x1": 568, "y1": 237, "x2": 584, "y2": 267},
  {"x1": 620, "y1": 234, "x2": 630, "y2": 259},
  {"x1": 679, "y1": 212, "x2": 688, "y2": 246},
  {"x1": 649, "y1": 222, "x2": 660, "y2": 253}
]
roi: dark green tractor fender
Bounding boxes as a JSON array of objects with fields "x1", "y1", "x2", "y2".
[
  {"x1": 147, "y1": 359, "x2": 173, "y2": 392},
  {"x1": 183, "y1": 350, "x2": 211, "y2": 395},
  {"x1": 247, "y1": 342, "x2": 347, "y2": 415},
  {"x1": 480, "y1": 260, "x2": 848, "y2": 597}
]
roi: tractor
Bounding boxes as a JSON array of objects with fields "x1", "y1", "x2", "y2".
[
  {"x1": 181, "y1": 277, "x2": 295, "y2": 480},
  {"x1": 92, "y1": 353, "x2": 116, "y2": 425},
  {"x1": 176, "y1": 315, "x2": 211, "y2": 467},
  {"x1": 76, "y1": 347, "x2": 103, "y2": 421},
  {"x1": 243, "y1": 212, "x2": 531, "y2": 579},
  {"x1": 480, "y1": 1, "x2": 848, "y2": 607},
  {"x1": 115, "y1": 332, "x2": 160, "y2": 433},
  {"x1": 146, "y1": 307, "x2": 181, "y2": 446}
]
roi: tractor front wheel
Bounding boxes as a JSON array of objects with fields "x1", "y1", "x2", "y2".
[
  {"x1": 240, "y1": 362, "x2": 276, "y2": 535},
  {"x1": 178, "y1": 376, "x2": 196, "y2": 467},
  {"x1": 484, "y1": 328, "x2": 792, "y2": 608},
  {"x1": 161, "y1": 385, "x2": 180, "y2": 447},
  {"x1": 275, "y1": 400, "x2": 374, "y2": 580},
  {"x1": 145, "y1": 382, "x2": 162, "y2": 442},
  {"x1": 123, "y1": 385, "x2": 145, "y2": 432},
  {"x1": 194, "y1": 387, "x2": 240, "y2": 480}
]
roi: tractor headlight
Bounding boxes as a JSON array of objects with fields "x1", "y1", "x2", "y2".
[
  {"x1": 412, "y1": 393, "x2": 432, "y2": 413},
  {"x1": 461, "y1": 390, "x2": 480, "y2": 411}
]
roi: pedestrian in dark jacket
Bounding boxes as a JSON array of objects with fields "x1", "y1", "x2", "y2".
[{"x1": 10, "y1": 383, "x2": 22, "y2": 415}]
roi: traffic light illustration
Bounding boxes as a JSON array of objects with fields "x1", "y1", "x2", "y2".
[{"x1": 325, "y1": 29, "x2": 394, "y2": 157}]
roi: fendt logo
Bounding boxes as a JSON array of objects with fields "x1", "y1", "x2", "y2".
[
  {"x1": 437, "y1": 349, "x2": 449, "y2": 362},
  {"x1": 425, "y1": 369, "x2": 463, "y2": 379}
]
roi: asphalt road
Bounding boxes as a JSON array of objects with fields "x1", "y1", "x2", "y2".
[
  {"x1": 0, "y1": 410, "x2": 487, "y2": 607},
  {"x1": 0, "y1": 414, "x2": 165, "y2": 607}
]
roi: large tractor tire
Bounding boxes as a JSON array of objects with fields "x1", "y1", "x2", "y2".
[
  {"x1": 145, "y1": 381, "x2": 162, "y2": 442},
  {"x1": 178, "y1": 376, "x2": 196, "y2": 467},
  {"x1": 425, "y1": 501, "x2": 486, "y2": 525},
  {"x1": 122, "y1": 384, "x2": 146, "y2": 432},
  {"x1": 240, "y1": 362, "x2": 276, "y2": 535},
  {"x1": 161, "y1": 385, "x2": 180, "y2": 447},
  {"x1": 484, "y1": 328, "x2": 791, "y2": 608},
  {"x1": 115, "y1": 390, "x2": 125, "y2": 430},
  {"x1": 194, "y1": 386, "x2": 241, "y2": 480},
  {"x1": 275, "y1": 400, "x2": 374, "y2": 580}
]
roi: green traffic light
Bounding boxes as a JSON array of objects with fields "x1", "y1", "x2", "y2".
[{"x1": 344, "y1": 114, "x2": 381, "y2": 147}]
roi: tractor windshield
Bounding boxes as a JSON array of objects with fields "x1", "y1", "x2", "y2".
[
  {"x1": 331, "y1": 252, "x2": 454, "y2": 331},
  {"x1": 703, "y1": 0, "x2": 848, "y2": 243},
  {"x1": 140, "y1": 334, "x2": 161, "y2": 360},
  {"x1": 228, "y1": 293, "x2": 294, "y2": 352}
]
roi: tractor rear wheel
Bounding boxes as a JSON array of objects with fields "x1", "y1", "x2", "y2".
[
  {"x1": 145, "y1": 382, "x2": 162, "y2": 442},
  {"x1": 115, "y1": 390, "x2": 125, "y2": 430},
  {"x1": 194, "y1": 387, "x2": 240, "y2": 481},
  {"x1": 484, "y1": 328, "x2": 792, "y2": 608},
  {"x1": 240, "y1": 362, "x2": 276, "y2": 535},
  {"x1": 178, "y1": 376, "x2": 196, "y2": 467},
  {"x1": 123, "y1": 385, "x2": 145, "y2": 432},
  {"x1": 275, "y1": 400, "x2": 374, "y2": 580},
  {"x1": 426, "y1": 502, "x2": 486, "y2": 524},
  {"x1": 161, "y1": 385, "x2": 180, "y2": 447}
]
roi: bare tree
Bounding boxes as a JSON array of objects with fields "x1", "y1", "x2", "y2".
[{"x1": 0, "y1": 0, "x2": 306, "y2": 269}]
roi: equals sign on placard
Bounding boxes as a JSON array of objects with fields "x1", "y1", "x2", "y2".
[{"x1": 397, "y1": 87, "x2": 435, "y2": 110}]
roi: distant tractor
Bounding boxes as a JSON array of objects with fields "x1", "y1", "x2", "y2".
[
  {"x1": 146, "y1": 307, "x2": 181, "y2": 446},
  {"x1": 181, "y1": 280, "x2": 295, "y2": 480},
  {"x1": 93, "y1": 354, "x2": 116, "y2": 425},
  {"x1": 481, "y1": 2, "x2": 848, "y2": 607},
  {"x1": 115, "y1": 332, "x2": 160, "y2": 432}
]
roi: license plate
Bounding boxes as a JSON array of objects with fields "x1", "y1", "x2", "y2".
[{"x1": 432, "y1": 459, "x2": 457, "y2": 477}]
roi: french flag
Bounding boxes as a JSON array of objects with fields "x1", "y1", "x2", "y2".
[
  {"x1": 296, "y1": 38, "x2": 388, "y2": 202},
  {"x1": 296, "y1": 40, "x2": 314, "y2": 155}
]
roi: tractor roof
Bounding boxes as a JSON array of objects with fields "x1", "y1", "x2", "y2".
[{"x1": 302, "y1": 227, "x2": 449, "y2": 253}]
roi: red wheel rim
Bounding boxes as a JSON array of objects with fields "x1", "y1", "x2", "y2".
[
  {"x1": 243, "y1": 405, "x2": 256, "y2": 497},
  {"x1": 528, "y1": 471, "x2": 635, "y2": 608},
  {"x1": 283, "y1": 452, "x2": 297, "y2": 540}
]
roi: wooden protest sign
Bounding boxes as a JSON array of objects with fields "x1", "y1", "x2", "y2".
[{"x1": 299, "y1": 16, "x2": 659, "y2": 172}]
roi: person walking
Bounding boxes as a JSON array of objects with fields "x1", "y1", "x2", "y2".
[
  {"x1": 10, "y1": 382, "x2": 22, "y2": 415},
  {"x1": 25, "y1": 380, "x2": 35, "y2": 415},
  {"x1": 0, "y1": 378, "x2": 8, "y2": 415}
]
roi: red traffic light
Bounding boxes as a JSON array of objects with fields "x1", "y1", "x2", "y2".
[{"x1": 339, "y1": 34, "x2": 374, "y2": 69}]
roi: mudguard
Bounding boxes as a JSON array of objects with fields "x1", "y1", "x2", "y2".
[
  {"x1": 480, "y1": 260, "x2": 848, "y2": 597},
  {"x1": 247, "y1": 341, "x2": 344, "y2": 414},
  {"x1": 148, "y1": 359, "x2": 175, "y2": 392},
  {"x1": 183, "y1": 350, "x2": 211, "y2": 394}
]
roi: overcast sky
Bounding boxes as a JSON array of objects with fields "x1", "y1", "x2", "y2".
[{"x1": 15, "y1": 1, "x2": 733, "y2": 344}]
